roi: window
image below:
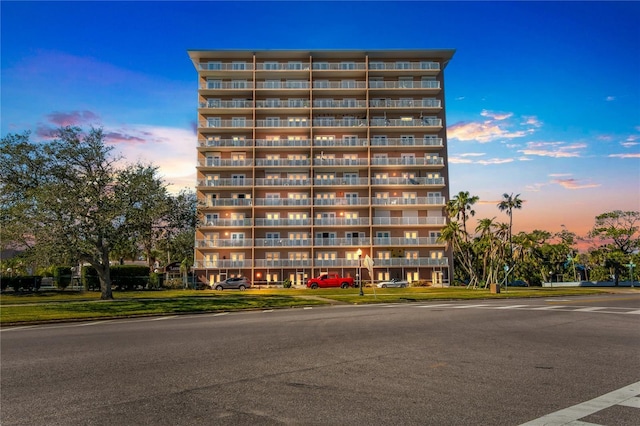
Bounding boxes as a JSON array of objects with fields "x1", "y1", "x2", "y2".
[
  {"x1": 231, "y1": 117, "x2": 246, "y2": 127},
  {"x1": 232, "y1": 61, "x2": 246, "y2": 70},
  {"x1": 265, "y1": 80, "x2": 281, "y2": 88},
  {"x1": 288, "y1": 117, "x2": 308, "y2": 127},
  {"x1": 314, "y1": 61, "x2": 329, "y2": 70},
  {"x1": 231, "y1": 80, "x2": 247, "y2": 89},
  {"x1": 207, "y1": 99, "x2": 221, "y2": 108},
  {"x1": 420, "y1": 61, "x2": 439, "y2": 70},
  {"x1": 288, "y1": 98, "x2": 305, "y2": 108},
  {"x1": 207, "y1": 61, "x2": 222, "y2": 70},
  {"x1": 398, "y1": 77, "x2": 413, "y2": 88},
  {"x1": 369, "y1": 77, "x2": 383, "y2": 88},
  {"x1": 207, "y1": 117, "x2": 221, "y2": 127},
  {"x1": 288, "y1": 61, "x2": 302, "y2": 70},
  {"x1": 266, "y1": 117, "x2": 280, "y2": 127},
  {"x1": 286, "y1": 80, "x2": 306, "y2": 89},
  {"x1": 207, "y1": 79, "x2": 222, "y2": 89},
  {"x1": 314, "y1": 80, "x2": 329, "y2": 88},
  {"x1": 264, "y1": 61, "x2": 279, "y2": 70},
  {"x1": 401, "y1": 135, "x2": 415, "y2": 145},
  {"x1": 340, "y1": 61, "x2": 355, "y2": 70},
  {"x1": 369, "y1": 61, "x2": 384, "y2": 70},
  {"x1": 341, "y1": 80, "x2": 356, "y2": 89},
  {"x1": 396, "y1": 61, "x2": 410, "y2": 70}
]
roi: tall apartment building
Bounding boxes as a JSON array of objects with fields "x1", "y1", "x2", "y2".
[{"x1": 187, "y1": 49, "x2": 455, "y2": 287}]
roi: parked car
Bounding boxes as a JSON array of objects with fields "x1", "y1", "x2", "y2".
[
  {"x1": 376, "y1": 278, "x2": 409, "y2": 288},
  {"x1": 211, "y1": 277, "x2": 251, "y2": 291},
  {"x1": 306, "y1": 273, "x2": 354, "y2": 289},
  {"x1": 508, "y1": 280, "x2": 529, "y2": 287}
]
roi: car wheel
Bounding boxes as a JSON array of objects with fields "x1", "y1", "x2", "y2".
[
  {"x1": 239, "y1": 285, "x2": 246, "y2": 291},
  {"x1": 215, "y1": 285, "x2": 223, "y2": 291},
  {"x1": 400, "y1": 284, "x2": 406, "y2": 288},
  {"x1": 381, "y1": 284, "x2": 387, "y2": 288},
  {"x1": 311, "y1": 283, "x2": 318, "y2": 289},
  {"x1": 341, "y1": 282, "x2": 349, "y2": 289}
]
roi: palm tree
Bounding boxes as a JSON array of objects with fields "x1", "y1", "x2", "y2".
[
  {"x1": 497, "y1": 193, "x2": 523, "y2": 269},
  {"x1": 446, "y1": 191, "x2": 480, "y2": 242}
]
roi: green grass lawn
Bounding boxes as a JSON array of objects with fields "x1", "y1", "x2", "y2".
[{"x1": 0, "y1": 286, "x2": 627, "y2": 325}]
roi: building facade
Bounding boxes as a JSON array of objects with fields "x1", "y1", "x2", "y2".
[{"x1": 187, "y1": 49, "x2": 455, "y2": 287}]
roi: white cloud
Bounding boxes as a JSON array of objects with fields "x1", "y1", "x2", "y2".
[
  {"x1": 480, "y1": 109, "x2": 513, "y2": 120},
  {"x1": 608, "y1": 153, "x2": 640, "y2": 159},
  {"x1": 605, "y1": 96, "x2": 615, "y2": 101},
  {"x1": 518, "y1": 141, "x2": 585, "y2": 158}
]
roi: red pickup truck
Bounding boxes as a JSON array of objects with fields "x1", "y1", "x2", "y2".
[{"x1": 306, "y1": 273, "x2": 355, "y2": 289}]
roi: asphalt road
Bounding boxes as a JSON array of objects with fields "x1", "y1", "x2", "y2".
[{"x1": 2, "y1": 293, "x2": 640, "y2": 425}]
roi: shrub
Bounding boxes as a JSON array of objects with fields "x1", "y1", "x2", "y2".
[
  {"x1": 82, "y1": 266, "x2": 101, "y2": 291},
  {"x1": 53, "y1": 266, "x2": 73, "y2": 290},
  {"x1": 282, "y1": 278, "x2": 292, "y2": 288}
]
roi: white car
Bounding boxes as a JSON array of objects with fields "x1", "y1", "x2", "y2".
[{"x1": 376, "y1": 278, "x2": 409, "y2": 288}]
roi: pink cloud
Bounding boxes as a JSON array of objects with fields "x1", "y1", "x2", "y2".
[
  {"x1": 46, "y1": 110, "x2": 100, "y2": 126},
  {"x1": 480, "y1": 109, "x2": 513, "y2": 120},
  {"x1": 104, "y1": 131, "x2": 148, "y2": 145},
  {"x1": 608, "y1": 153, "x2": 640, "y2": 158},
  {"x1": 448, "y1": 121, "x2": 527, "y2": 143},
  {"x1": 518, "y1": 141, "x2": 585, "y2": 158},
  {"x1": 551, "y1": 178, "x2": 601, "y2": 190}
]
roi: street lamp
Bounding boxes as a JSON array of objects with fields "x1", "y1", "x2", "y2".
[
  {"x1": 356, "y1": 248, "x2": 363, "y2": 296},
  {"x1": 628, "y1": 262, "x2": 636, "y2": 288}
]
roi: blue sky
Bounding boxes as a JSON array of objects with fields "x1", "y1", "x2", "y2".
[{"x1": 2, "y1": 1, "x2": 639, "y2": 240}]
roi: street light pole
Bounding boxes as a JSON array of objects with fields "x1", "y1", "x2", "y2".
[{"x1": 357, "y1": 248, "x2": 363, "y2": 296}]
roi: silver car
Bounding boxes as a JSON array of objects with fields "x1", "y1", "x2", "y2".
[
  {"x1": 376, "y1": 278, "x2": 409, "y2": 288},
  {"x1": 211, "y1": 277, "x2": 251, "y2": 291}
]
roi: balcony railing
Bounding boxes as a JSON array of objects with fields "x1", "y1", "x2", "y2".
[
  {"x1": 372, "y1": 217, "x2": 447, "y2": 226},
  {"x1": 255, "y1": 239, "x2": 311, "y2": 247},
  {"x1": 313, "y1": 100, "x2": 367, "y2": 108},
  {"x1": 314, "y1": 218, "x2": 370, "y2": 226},
  {"x1": 370, "y1": 137, "x2": 442, "y2": 147},
  {"x1": 255, "y1": 120, "x2": 310, "y2": 128},
  {"x1": 202, "y1": 199, "x2": 253, "y2": 207},
  {"x1": 199, "y1": 100, "x2": 253, "y2": 109},
  {"x1": 196, "y1": 239, "x2": 253, "y2": 248},
  {"x1": 370, "y1": 157, "x2": 444, "y2": 166},
  {"x1": 312, "y1": 118, "x2": 368, "y2": 127},
  {"x1": 198, "y1": 63, "x2": 254, "y2": 71},
  {"x1": 255, "y1": 139, "x2": 311, "y2": 147},
  {"x1": 255, "y1": 81, "x2": 310, "y2": 89},
  {"x1": 314, "y1": 237, "x2": 370, "y2": 246},
  {"x1": 199, "y1": 120, "x2": 254, "y2": 128},
  {"x1": 314, "y1": 178, "x2": 368, "y2": 186},
  {"x1": 254, "y1": 178, "x2": 311, "y2": 186},
  {"x1": 368, "y1": 61, "x2": 440, "y2": 71},
  {"x1": 194, "y1": 260, "x2": 253, "y2": 268},
  {"x1": 371, "y1": 177, "x2": 445, "y2": 185},
  {"x1": 371, "y1": 196, "x2": 445, "y2": 206},
  {"x1": 313, "y1": 138, "x2": 366, "y2": 147},
  {"x1": 313, "y1": 197, "x2": 370, "y2": 206},
  {"x1": 369, "y1": 81, "x2": 440, "y2": 89},
  {"x1": 200, "y1": 82, "x2": 254, "y2": 90},
  {"x1": 254, "y1": 159, "x2": 311, "y2": 167},
  {"x1": 203, "y1": 219, "x2": 252, "y2": 227},
  {"x1": 369, "y1": 99, "x2": 441, "y2": 108},
  {"x1": 254, "y1": 259, "x2": 313, "y2": 268},
  {"x1": 256, "y1": 100, "x2": 311, "y2": 108},
  {"x1": 369, "y1": 118, "x2": 441, "y2": 127},
  {"x1": 198, "y1": 159, "x2": 254, "y2": 167},
  {"x1": 313, "y1": 158, "x2": 368, "y2": 166},
  {"x1": 256, "y1": 63, "x2": 311, "y2": 71},
  {"x1": 313, "y1": 81, "x2": 367, "y2": 89},
  {"x1": 312, "y1": 62, "x2": 367, "y2": 70},
  {"x1": 373, "y1": 237, "x2": 440, "y2": 246},
  {"x1": 254, "y1": 218, "x2": 311, "y2": 226},
  {"x1": 374, "y1": 258, "x2": 448, "y2": 267},
  {"x1": 199, "y1": 138, "x2": 254, "y2": 147},
  {"x1": 253, "y1": 198, "x2": 311, "y2": 206},
  {"x1": 198, "y1": 178, "x2": 253, "y2": 187}
]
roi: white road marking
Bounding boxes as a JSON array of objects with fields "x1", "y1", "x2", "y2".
[
  {"x1": 520, "y1": 380, "x2": 640, "y2": 425},
  {"x1": 495, "y1": 305, "x2": 529, "y2": 309},
  {"x1": 573, "y1": 307, "x2": 605, "y2": 312},
  {"x1": 415, "y1": 304, "x2": 454, "y2": 308},
  {"x1": 531, "y1": 305, "x2": 567, "y2": 310},
  {"x1": 627, "y1": 309, "x2": 640, "y2": 315},
  {"x1": 451, "y1": 304, "x2": 490, "y2": 309},
  {"x1": 618, "y1": 396, "x2": 640, "y2": 408}
]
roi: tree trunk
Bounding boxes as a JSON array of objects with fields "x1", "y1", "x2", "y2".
[{"x1": 99, "y1": 246, "x2": 113, "y2": 299}]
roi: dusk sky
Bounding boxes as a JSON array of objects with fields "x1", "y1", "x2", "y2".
[{"x1": 2, "y1": 1, "x2": 639, "y2": 241}]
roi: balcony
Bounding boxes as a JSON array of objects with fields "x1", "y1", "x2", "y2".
[
  {"x1": 368, "y1": 81, "x2": 440, "y2": 89},
  {"x1": 198, "y1": 159, "x2": 254, "y2": 167},
  {"x1": 314, "y1": 258, "x2": 361, "y2": 268},
  {"x1": 370, "y1": 137, "x2": 443, "y2": 147},
  {"x1": 255, "y1": 239, "x2": 311, "y2": 247},
  {"x1": 253, "y1": 198, "x2": 311, "y2": 206},
  {"x1": 372, "y1": 217, "x2": 447, "y2": 226},
  {"x1": 371, "y1": 196, "x2": 446, "y2": 206},
  {"x1": 203, "y1": 219, "x2": 252, "y2": 227},
  {"x1": 194, "y1": 260, "x2": 253, "y2": 268},
  {"x1": 255, "y1": 81, "x2": 310, "y2": 89},
  {"x1": 313, "y1": 158, "x2": 368, "y2": 167},
  {"x1": 255, "y1": 120, "x2": 310, "y2": 128},
  {"x1": 254, "y1": 218, "x2": 311, "y2": 226},
  {"x1": 313, "y1": 197, "x2": 370, "y2": 206},
  {"x1": 314, "y1": 218, "x2": 370, "y2": 226},
  {"x1": 312, "y1": 118, "x2": 368, "y2": 127},
  {"x1": 255, "y1": 139, "x2": 311, "y2": 148},
  {"x1": 313, "y1": 100, "x2": 367, "y2": 108},
  {"x1": 254, "y1": 178, "x2": 311, "y2": 187},
  {"x1": 254, "y1": 259, "x2": 312, "y2": 268},
  {"x1": 199, "y1": 120, "x2": 254, "y2": 129},
  {"x1": 368, "y1": 61, "x2": 440, "y2": 71},
  {"x1": 196, "y1": 239, "x2": 253, "y2": 248},
  {"x1": 373, "y1": 237, "x2": 440, "y2": 246},
  {"x1": 255, "y1": 159, "x2": 311, "y2": 167},
  {"x1": 371, "y1": 177, "x2": 445, "y2": 186},
  {"x1": 373, "y1": 258, "x2": 448, "y2": 267},
  {"x1": 202, "y1": 198, "x2": 253, "y2": 207},
  {"x1": 312, "y1": 81, "x2": 367, "y2": 89},
  {"x1": 369, "y1": 118, "x2": 442, "y2": 127},
  {"x1": 197, "y1": 178, "x2": 253, "y2": 187},
  {"x1": 369, "y1": 99, "x2": 441, "y2": 108},
  {"x1": 312, "y1": 62, "x2": 366, "y2": 71},
  {"x1": 314, "y1": 237, "x2": 370, "y2": 246},
  {"x1": 199, "y1": 100, "x2": 253, "y2": 109},
  {"x1": 256, "y1": 100, "x2": 311, "y2": 108},
  {"x1": 200, "y1": 82, "x2": 254, "y2": 90},
  {"x1": 198, "y1": 63, "x2": 255, "y2": 71},
  {"x1": 370, "y1": 157, "x2": 444, "y2": 167},
  {"x1": 199, "y1": 138, "x2": 254, "y2": 148},
  {"x1": 313, "y1": 138, "x2": 366, "y2": 147},
  {"x1": 313, "y1": 178, "x2": 368, "y2": 186},
  {"x1": 256, "y1": 63, "x2": 311, "y2": 71}
]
